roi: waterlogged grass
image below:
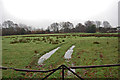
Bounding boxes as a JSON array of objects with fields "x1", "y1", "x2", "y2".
[{"x1": 2, "y1": 33, "x2": 119, "y2": 78}]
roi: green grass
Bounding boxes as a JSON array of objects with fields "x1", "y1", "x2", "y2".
[
  {"x1": 2, "y1": 33, "x2": 119, "y2": 78},
  {"x1": 71, "y1": 37, "x2": 118, "y2": 78}
]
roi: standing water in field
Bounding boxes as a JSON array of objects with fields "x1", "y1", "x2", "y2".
[
  {"x1": 64, "y1": 45, "x2": 76, "y2": 75},
  {"x1": 64, "y1": 45, "x2": 75, "y2": 59},
  {"x1": 38, "y1": 47, "x2": 60, "y2": 65}
]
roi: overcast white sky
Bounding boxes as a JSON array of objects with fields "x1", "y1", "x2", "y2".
[{"x1": 0, "y1": 0, "x2": 119, "y2": 29}]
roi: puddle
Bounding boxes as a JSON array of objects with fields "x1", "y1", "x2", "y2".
[
  {"x1": 69, "y1": 45, "x2": 75, "y2": 50},
  {"x1": 64, "y1": 45, "x2": 76, "y2": 75},
  {"x1": 64, "y1": 45, "x2": 75, "y2": 59},
  {"x1": 38, "y1": 47, "x2": 60, "y2": 65}
]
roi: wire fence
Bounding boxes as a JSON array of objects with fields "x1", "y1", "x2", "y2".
[{"x1": 1, "y1": 64, "x2": 120, "y2": 80}]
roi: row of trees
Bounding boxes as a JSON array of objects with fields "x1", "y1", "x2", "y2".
[
  {"x1": 2, "y1": 20, "x2": 32, "y2": 35},
  {"x1": 47, "y1": 21, "x2": 112, "y2": 33},
  {"x1": 1, "y1": 20, "x2": 113, "y2": 36}
]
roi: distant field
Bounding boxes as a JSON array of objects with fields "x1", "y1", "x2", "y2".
[{"x1": 2, "y1": 33, "x2": 119, "y2": 78}]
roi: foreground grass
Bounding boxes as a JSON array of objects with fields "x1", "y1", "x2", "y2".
[
  {"x1": 71, "y1": 37, "x2": 118, "y2": 78},
  {"x1": 2, "y1": 33, "x2": 119, "y2": 78},
  {"x1": 2, "y1": 36, "x2": 64, "y2": 78}
]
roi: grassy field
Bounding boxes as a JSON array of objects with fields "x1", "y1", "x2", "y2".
[{"x1": 2, "y1": 33, "x2": 119, "y2": 79}]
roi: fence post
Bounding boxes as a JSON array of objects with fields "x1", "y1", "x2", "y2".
[
  {"x1": 62, "y1": 65, "x2": 65, "y2": 80},
  {"x1": 64, "y1": 65, "x2": 84, "y2": 80}
]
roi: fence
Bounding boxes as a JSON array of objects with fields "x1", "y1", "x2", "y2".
[{"x1": 0, "y1": 64, "x2": 120, "y2": 80}]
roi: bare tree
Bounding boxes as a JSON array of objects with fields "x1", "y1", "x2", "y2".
[
  {"x1": 85, "y1": 20, "x2": 95, "y2": 27},
  {"x1": 59, "y1": 21, "x2": 74, "y2": 33},
  {"x1": 2, "y1": 20, "x2": 30, "y2": 35},
  {"x1": 2, "y1": 20, "x2": 14, "y2": 28},
  {"x1": 2, "y1": 20, "x2": 15, "y2": 35},
  {"x1": 95, "y1": 21, "x2": 101, "y2": 28},
  {"x1": 75, "y1": 23, "x2": 86, "y2": 32},
  {"x1": 103, "y1": 21, "x2": 112, "y2": 28},
  {"x1": 50, "y1": 22, "x2": 59, "y2": 32}
]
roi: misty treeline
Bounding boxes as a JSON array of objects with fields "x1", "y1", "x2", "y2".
[{"x1": 1, "y1": 20, "x2": 116, "y2": 36}]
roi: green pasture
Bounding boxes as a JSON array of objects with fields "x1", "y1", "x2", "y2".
[{"x1": 2, "y1": 33, "x2": 119, "y2": 78}]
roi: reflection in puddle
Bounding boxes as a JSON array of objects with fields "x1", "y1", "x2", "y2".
[{"x1": 38, "y1": 47, "x2": 60, "y2": 65}]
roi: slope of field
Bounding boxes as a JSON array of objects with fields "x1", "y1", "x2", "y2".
[{"x1": 2, "y1": 33, "x2": 119, "y2": 78}]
